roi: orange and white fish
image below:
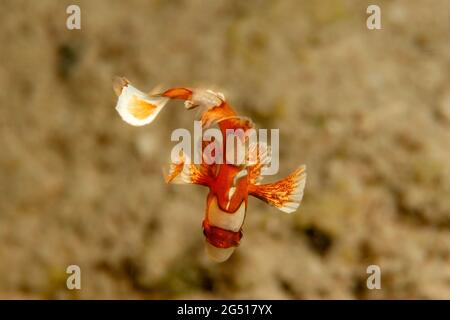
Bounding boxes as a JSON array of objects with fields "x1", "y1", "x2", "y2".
[{"x1": 114, "y1": 77, "x2": 306, "y2": 262}]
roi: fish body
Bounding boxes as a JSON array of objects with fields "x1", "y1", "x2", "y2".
[{"x1": 114, "y1": 78, "x2": 306, "y2": 262}]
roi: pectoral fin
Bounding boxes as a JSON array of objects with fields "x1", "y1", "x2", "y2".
[
  {"x1": 248, "y1": 165, "x2": 306, "y2": 213},
  {"x1": 164, "y1": 153, "x2": 211, "y2": 187}
]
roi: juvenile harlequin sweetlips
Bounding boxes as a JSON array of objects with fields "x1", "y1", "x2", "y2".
[{"x1": 113, "y1": 77, "x2": 306, "y2": 262}]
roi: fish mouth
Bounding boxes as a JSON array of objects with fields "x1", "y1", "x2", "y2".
[{"x1": 208, "y1": 197, "x2": 246, "y2": 232}]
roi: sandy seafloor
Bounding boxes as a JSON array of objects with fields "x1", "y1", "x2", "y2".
[{"x1": 0, "y1": 0, "x2": 449, "y2": 299}]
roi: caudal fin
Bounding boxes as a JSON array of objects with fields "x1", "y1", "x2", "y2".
[{"x1": 114, "y1": 76, "x2": 169, "y2": 126}]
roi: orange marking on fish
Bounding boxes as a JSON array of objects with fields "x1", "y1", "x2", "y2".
[
  {"x1": 161, "y1": 87, "x2": 192, "y2": 100},
  {"x1": 128, "y1": 96, "x2": 158, "y2": 120}
]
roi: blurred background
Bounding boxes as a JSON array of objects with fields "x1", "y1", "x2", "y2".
[{"x1": 0, "y1": 0, "x2": 449, "y2": 299}]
